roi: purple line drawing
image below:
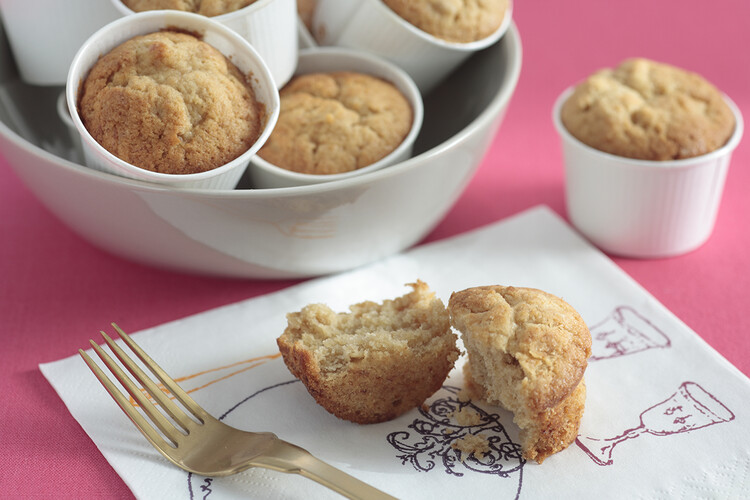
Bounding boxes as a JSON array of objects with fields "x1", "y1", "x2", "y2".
[
  {"x1": 187, "y1": 382, "x2": 525, "y2": 499},
  {"x1": 576, "y1": 381, "x2": 735, "y2": 466},
  {"x1": 590, "y1": 306, "x2": 670, "y2": 361},
  {"x1": 387, "y1": 385, "x2": 525, "y2": 495}
]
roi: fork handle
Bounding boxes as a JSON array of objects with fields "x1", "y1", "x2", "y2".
[
  {"x1": 298, "y1": 455, "x2": 399, "y2": 500},
  {"x1": 254, "y1": 440, "x2": 399, "y2": 500}
]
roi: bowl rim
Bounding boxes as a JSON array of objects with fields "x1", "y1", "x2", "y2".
[
  {"x1": 1, "y1": 22, "x2": 522, "y2": 199},
  {"x1": 552, "y1": 86, "x2": 744, "y2": 170}
]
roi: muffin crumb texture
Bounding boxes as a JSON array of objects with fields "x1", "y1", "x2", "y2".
[
  {"x1": 79, "y1": 30, "x2": 264, "y2": 175},
  {"x1": 276, "y1": 281, "x2": 459, "y2": 424},
  {"x1": 448, "y1": 285, "x2": 592, "y2": 463},
  {"x1": 451, "y1": 433, "x2": 491, "y2": 460},
  {"x1": 561, "y1": 58, "x2": 735, "y2": 160},
  {"x1": 122, "y1": 0, "x2": 257, "y2": 17},
  {"x1": 258, "y1": 71, "x2": 413, "y2": 175},
  {"x1": 383, "y1": 0, "x2": 510, "y2": 43}
]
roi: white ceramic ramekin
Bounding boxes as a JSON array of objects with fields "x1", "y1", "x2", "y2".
[
  {"x1": 110, "y1": 0, "x2": 298, "y2": 88},
  {"x1": 248, "y1": 46, "x2": 424, "y2": 189},
  {"x1": 66, "y1": 10, "x2": 280, "y2": 190},
  {"x1": 56, "y1": 91, "x2": 84, "y2": 164},
  {"x1": 0, "y1": 0, "x2": 120, "y2": 85},
  {"x1": 553, "y1": 88, "x2": 744, "y2": 258},
  {"x1": 312, "y1": 0, "x2": 512, "y2": 93}
]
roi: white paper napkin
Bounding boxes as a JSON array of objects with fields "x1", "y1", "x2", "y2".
[{"x1": 41, "y1": 206, "x2": 750, "y2": 499}]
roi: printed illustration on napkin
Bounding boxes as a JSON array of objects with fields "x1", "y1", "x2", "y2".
[{"x1": 179, "y1": 359, "x2": 527, "y2": 499}]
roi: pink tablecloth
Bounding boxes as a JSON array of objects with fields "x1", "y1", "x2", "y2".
[{"x1": 1, "y1": 0, "x2": 748, "y2": 497}]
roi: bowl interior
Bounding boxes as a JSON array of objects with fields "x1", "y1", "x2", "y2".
[{"x1": 0, "y1": 18, "x2": 512, "y2": 190}]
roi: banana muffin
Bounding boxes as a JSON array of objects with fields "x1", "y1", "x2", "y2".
[
  {"x1": 78, "y1": 30, "x2": 264, "y2": 175},
  {"x1": 277, "y1": 281, "x2": 459, "y2": 424},
  {"x1": 122, "y1": 0, "x2": 257, "y2": 17},
  {"x1": 382, "y1": 0, "x2": 510, "y2": 43},
  {"x1": 448, "y1": 285, "x2": 592, "y2": 463},
  {"x1": 560, "y1": 58, "x2": 736, "y2": 161},
  {"x1": 257, "y1": 71, "x2": 413, "y2": 175}
]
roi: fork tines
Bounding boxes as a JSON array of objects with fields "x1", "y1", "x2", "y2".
[{"x1": 79, "y1": 323, "x2": 205, "y2": 452}]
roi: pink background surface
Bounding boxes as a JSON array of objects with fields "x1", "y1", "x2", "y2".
[{"x1": 1, "y1": 0, "x2": 748, "y2": 497}]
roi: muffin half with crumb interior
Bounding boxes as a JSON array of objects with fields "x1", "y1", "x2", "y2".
[
  {"x1": 448, "y1": 285, "x2": 592, "y2": 463},
  {"x1": 277, "y1": 281, "x2": 459, "y2": 424}
]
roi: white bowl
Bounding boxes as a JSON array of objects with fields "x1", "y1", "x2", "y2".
[
  {"x1": 553, "y1": 87, "x2": 744, "y2": 258},
  {"x1": 0, "y1": 23, "x2": 521, "y2": 279},
  {"x1": 313, "y1": 0, "x2": 512, "y2": 93},
  {"x1": 110, "y1": 0, "x2": 298, "y2": 88},
  {"x1": 0, "y1": 0, "x2": 121, "y2": 85},
  {"x1": 249, "y1": 47, "x2": 424, "y2": 188},
  {"x1": 66, "y1": 11, "x2": 280, "y2": 190}
]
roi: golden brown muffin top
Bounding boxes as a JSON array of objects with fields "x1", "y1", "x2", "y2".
[
  {"x1": 78, "y1": 30, "x2": 264, "y2": 175},
  {"x1": 382, "y1": 0, "x2": 510, "y2": 43},
  {"x1": 122, "y1": 0, "x2": 257, "y2": 17},
  {"x1": 561, "y1": 58, "x2": 735, "y2": 161},
  {"x1": 258, "y1": 71, "x2": 413, "y2": 175},
  {"x1": 448, "y1": 285, "x2": 591, "y2": 413}
]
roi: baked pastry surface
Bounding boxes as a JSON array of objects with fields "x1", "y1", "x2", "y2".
[
  {"x1": 382, "y1": 0, "x2": 510, "y2": 43},
  {"x1": 448, "y1": 285, "x2": 591, "y2": 463},
  {"x1": 258, "y1": 71, "x2": 413, "y2": 175},
  {"x1": 79, "y1": 31, "x2": 264, "y2": 174},
  {"x1": 122, "y1": 0, "x2": 257, "y2": 17},
  {"x1": 561, "y1": 58, "x2": 735, "y2": 160}
]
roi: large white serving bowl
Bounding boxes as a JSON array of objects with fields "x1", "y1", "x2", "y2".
[{"x1": 0, "y1": 24, "x2": 521, "y2": 279}]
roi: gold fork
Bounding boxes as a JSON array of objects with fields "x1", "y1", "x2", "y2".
[{"x1": 80, "y1": 324, "x2": 397, "y2": 500}]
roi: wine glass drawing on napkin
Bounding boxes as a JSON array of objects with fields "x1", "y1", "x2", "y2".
[
  {"x1": 576, "y1": 381, "x2": 735, "y2": 466},
  {"x1": 589, "y1": 306, "x2": 670, "y2": 361}
]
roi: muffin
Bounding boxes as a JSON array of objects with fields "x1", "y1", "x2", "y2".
[
  {"x1": 382, "y1": 0, "x2": 510, "y2": 43},
  {"x1": 122, "y1": 0, "x2": 257, "y2": 17},
  {"x1": 78, "y1": 30, "x2": 264, "y2": 175},
  {"x1": 257, "y1": 71, "x2": 413, "y2": 175},
  {"x1": 448, "y1": 285, "x2": 592, "y2": 463},
  {"x1": 277, "y1": 281, "x2": 459, "y2": 424},
  {"x1": 560, "y1": 58, "x2": 736, "y2": 161}
]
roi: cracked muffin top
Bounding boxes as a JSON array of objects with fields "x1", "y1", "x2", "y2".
[
  {"x1": 448, "y1": 285, "x2": 592, "y2": 463},
  {"x1": 122, "y1": 0, "x2": 257, "y2": 17},
  {"x1": 78, "y1": 30, "x2": 264, "y2": 175},
  {"x1": 560, "y1": 58, "x2": 735, "y2": 161},
  {"x1": 257, "y1": 71, "x2": 413, "y2": 175},
  {"x1": 382, "y1": 0, "x2": 510, "y2": 43},
  {"x1": 448, "y1": 285, "x2": 591, "y2": 413}
]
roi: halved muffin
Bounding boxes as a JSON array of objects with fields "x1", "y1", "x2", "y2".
[
  {"x1": 277, "y1": 281, "x2": 459, "y2": 424},
  {"x1": 448, "y1": 285, "x2": 592, "y2": 463}
]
